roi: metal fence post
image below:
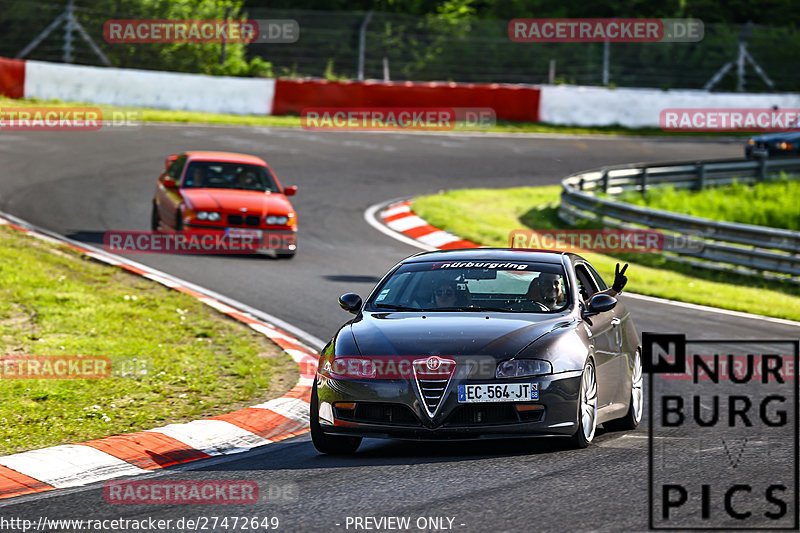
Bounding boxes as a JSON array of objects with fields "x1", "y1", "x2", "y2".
[
  {"x1": 696, "y1": 163, "x2": 706, "y2": 190},
  {"x1": 759, "y1": 157, "x2": 767, "y2": 182},
  {"x1": 357, "y1": 11, "x2": 374, "y2": 81},
  {"x1": 640, "y1": 167, "x2": 648, "y2": 196},
  {"x1": 601, "y1": 169, "x2": 609, "y2": 193}
]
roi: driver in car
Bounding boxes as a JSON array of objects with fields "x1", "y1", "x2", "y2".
[
  {"x1": 526, "y1": 263, "x2": 629, "y2": 310},
  {"x1": 525, "y1": 272, "x2": 566, "y2": 310}
]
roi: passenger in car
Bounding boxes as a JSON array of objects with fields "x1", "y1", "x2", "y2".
[{"x1": 432, "y1": 280, "x2": 472, "y2": 308}]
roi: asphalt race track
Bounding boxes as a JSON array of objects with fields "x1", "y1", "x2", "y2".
[{"x1": 1, "y1": 126, "x2": 799, "y2": 531}]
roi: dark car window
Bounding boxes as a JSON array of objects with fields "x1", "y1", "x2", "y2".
[
  {"x1": 182, "y1": 161, "x2": 279, "y2": 192},
  {"x1": 367, "y1": 260, "x2": 570, "y2": 312},
  {"x1": 585, "y1": 263, "x2": 609, "y2": 291},
  {"x1": 167, "y1": 155, "x2": 187, "y2": 179},
  {"x1": 574, "y1": 263, "x2": 601, "y2": 301}
]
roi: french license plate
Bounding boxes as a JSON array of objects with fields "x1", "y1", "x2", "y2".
[{"x1": 458, "y1": 382, "x2": 538, "y2": 403}]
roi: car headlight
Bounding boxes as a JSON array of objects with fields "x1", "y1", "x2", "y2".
[
  {"x1": 266, "y1": 215, "x2": 289, "y2": 225},
  {"x1": 495, "y1": 359, "x2": 552, "y2": 378},
  {"x1": 747, "y1": 139, "x2": 755, "y2": 146},
  {"x1": 779, "y1": 142, "x2": 794, "y2": 150},
  {"x1": 196, "y1": 211, "x2": 221, "y2": 221}
]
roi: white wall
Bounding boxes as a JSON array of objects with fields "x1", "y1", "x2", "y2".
[
  {"x1": 539, "y1": 85, "x2": 800, "y2": 128},
  {"x1": 24, "y1": 60, "x2": 275, "y2": 115}
]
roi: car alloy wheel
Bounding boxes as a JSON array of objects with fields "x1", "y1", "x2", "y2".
[
  {"x1": 630, "y1": 350, "x2": 644, "y2": 425},
  {"x1": 572, "y1": 358, "x2": 597, "y2": 448}
]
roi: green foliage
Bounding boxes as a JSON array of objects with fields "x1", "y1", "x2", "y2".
[
  {"x1": 0, "y1": 226, "x2": 296, "y2": 454},
  {"x1": 618, "y1": 178, "x2": 800, "y2": 231}
]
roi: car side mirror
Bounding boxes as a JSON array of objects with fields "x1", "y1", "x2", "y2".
[
  {"x1": 165, "y1": 154, "x2": 179, "y2": 171},
  {"x1": 284, "y1": 185, "x2": 298, "y2": 196},
  {"x1": 582, "y1": 294, "x2": 617, "y2": 320},
  {"x1": 339, "y1": 293, "x2": 362, "y2": 314},
  {"x1": 162, "y1": 177, "x2": 177, "y2": 189}
]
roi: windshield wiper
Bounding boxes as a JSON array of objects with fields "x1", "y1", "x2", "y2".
[
  {"x1": 373, "y1": 303, "x2": 422, "y2": 311},
  {"x1": 465, "y1": 305, "x2": 514, "y2": 312},
  {"x1": 430, "y1": 306, "x2": 510, "y2": 312}
]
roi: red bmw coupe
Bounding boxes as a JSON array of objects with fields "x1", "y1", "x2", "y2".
[{"x1": 151, "y1": 151, "x2": 298, "y2": 258}]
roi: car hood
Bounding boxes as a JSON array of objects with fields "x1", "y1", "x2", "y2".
[
  {"x1": 350, "y1": 312, "x2": 573, "y2": 359},
  {"x1": 181, "y1": 189, "x2": 292, "y2": 214},
  {"x1": 750, "y1": 131, "x2": 800, "y2": 143}
]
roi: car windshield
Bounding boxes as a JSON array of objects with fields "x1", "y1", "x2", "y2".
[
  {"x1": 182, "y1": 161, "x2": 279, "y2": 192},
  {"x1": 366, "y1": 260, "x2": 570, "y2": 313}
]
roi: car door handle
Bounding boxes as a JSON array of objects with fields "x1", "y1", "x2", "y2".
[{"x1": 611, "y1": 318, "x2": 621, "y2": 326}]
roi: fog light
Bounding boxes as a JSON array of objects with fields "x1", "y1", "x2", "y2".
[{"x1": 515, "y1": 404, "x2": 543, "y2": 412}]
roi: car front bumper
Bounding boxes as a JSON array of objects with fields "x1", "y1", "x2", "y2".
[
  {"x1": 315, "y1": 370, "x2": 583, "y2": 440},
  {"x1": 182, "y1": 225, "x2": 297, "y2": 253}
]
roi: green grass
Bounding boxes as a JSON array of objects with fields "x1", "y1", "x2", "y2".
[
  {"x1": 618, "y1": 179, "x2": 800, "y2": 231},
  {"x1": 412, "y1": 187, "x2": 800, "y2": 321},
  {"x1": 0, "y1": 225, "x2": 298, "y2": 455},
  {"x1": 0, "y1": 95, "x2": 747, "y2": 137}
]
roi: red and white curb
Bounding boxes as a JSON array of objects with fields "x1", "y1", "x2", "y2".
[
  {"x1": 378, "y1": 200, "x2": 479, "y2": 250},
  {"x1": 0, "y1": 213, "x2": 320, "y2": 501}
]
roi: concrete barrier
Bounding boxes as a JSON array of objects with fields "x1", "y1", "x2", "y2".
[
  {"x1": 539, "y1": 85, "x2": 800, "y2": 128},
  {"x1": 273, "y1": 79, "x2": 541, "y2": 122},
  {"x1": 23, "y1": 60, "x2": 275, "y2": 115}
]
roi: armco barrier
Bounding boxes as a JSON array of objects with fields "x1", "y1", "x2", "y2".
[
  {"x1": 0, "y1": 57, "x2": 25, "y2": 98},
  {"x1": 559, "y1": 157, "x2": 800, "y2": 282},
  {"x1": 273, "y1": 79, "x2": 540, "y2": 122}
]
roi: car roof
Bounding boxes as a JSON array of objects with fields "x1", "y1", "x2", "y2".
[
  {"x1": 184, "y1": 151, "x2": 267, "y2": 165},
  {"x1": 402, "y1": 248, "x2": 571, "y2": 264}
]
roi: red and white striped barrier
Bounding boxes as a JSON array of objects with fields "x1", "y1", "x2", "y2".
[
  {"x1": 0, "y1": 214, "x2": 318, "y2": 500},
  {"x1": 379, "y1": 200, "x2": 479, "y2": 250}
]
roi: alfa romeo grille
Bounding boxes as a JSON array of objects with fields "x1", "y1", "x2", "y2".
[{"x1": 412, "y1": 356, "x2": 456, "y2": 418}]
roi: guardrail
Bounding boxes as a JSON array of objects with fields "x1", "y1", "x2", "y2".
[{"x1": 559, "y1": 157, "x2": 800, "y2": 283}]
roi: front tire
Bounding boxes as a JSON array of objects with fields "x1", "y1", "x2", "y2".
[
  {"x1": 604, "y1": 349, "x2": 643, "y2": 431},
  {"x1": 570, "y1": 358, "x2": 598, "y2": 448},
  {"x1": 310, "y1": 381, "x2": 361, "y2": 454},
  {"x1": 150, "y1": 203, "x2": 160, "y2": 231}
]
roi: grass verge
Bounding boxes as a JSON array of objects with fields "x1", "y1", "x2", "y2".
[
  {"x1": 0, "y1": 225, "x2": 298, "y2": 455},
  {"x1": 618, "y1": 179, "x2": 800, "y2": 231},
  {"x1": 0, "y1": 95, "x2": 747, "y2": 137},
  {"x1": 412, "y1": 187, "x2": 800, "y2": 321}
]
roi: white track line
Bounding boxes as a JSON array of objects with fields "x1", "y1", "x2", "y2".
[{"x1": 364, "y1": 200, "x2": 436, "y2": 252}]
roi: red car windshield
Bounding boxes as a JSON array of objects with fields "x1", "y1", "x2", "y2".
[{"x1": 182, "y1": 161, "x2": 279, "y2": 192}]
